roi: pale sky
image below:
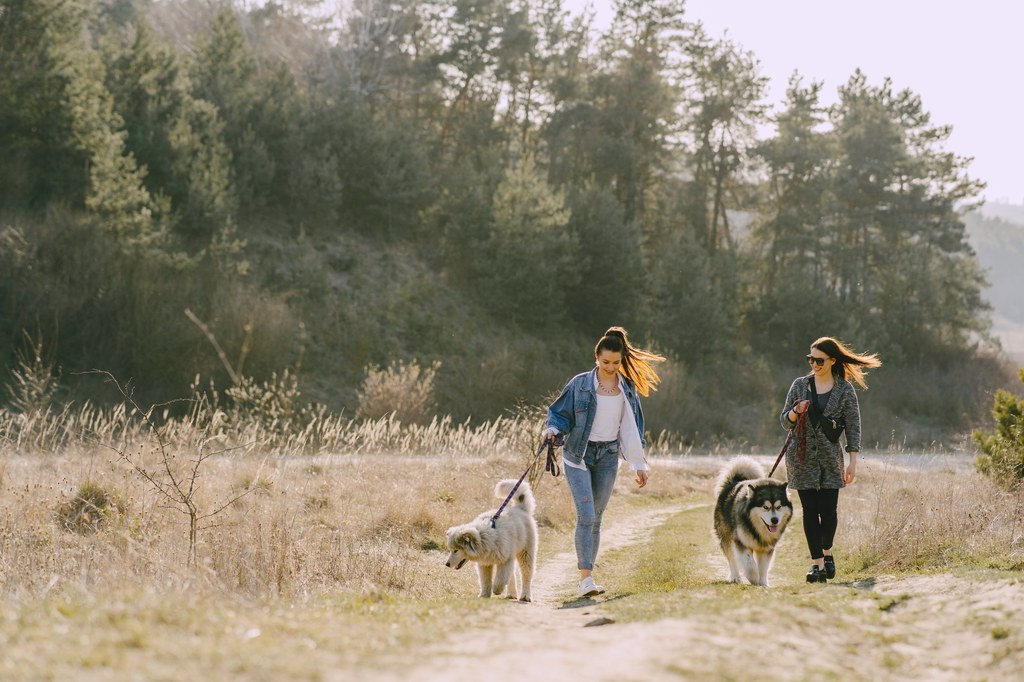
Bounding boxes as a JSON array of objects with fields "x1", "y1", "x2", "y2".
[{"x1": 568, "y1": 0, "x2": 1023, "y2": 204}]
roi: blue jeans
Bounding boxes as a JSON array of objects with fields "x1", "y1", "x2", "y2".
[{"x1": 565, "y1": 440, "x2": 620, "y2": 571}]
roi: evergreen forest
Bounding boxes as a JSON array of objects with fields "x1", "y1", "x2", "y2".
[{"x1": 0, "y1": 0, "x2": 1014, "y2": 448}]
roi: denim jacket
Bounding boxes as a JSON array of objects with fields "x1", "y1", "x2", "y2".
[{"x1": 545, "y1": 368, "x2": 648, "y2": 469}]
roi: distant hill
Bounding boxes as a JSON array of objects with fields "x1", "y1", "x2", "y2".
[
  {"x1": 980, "y1": 201, "x2": 1024, "y2": 225},
  {"x1": 964, "y1": 206, "x2": 1024, "y2": 363}
]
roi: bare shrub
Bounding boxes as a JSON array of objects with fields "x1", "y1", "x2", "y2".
[
  {"x1": 356, "y1": 359, "x2": 440, "y2": 424},
  {"x1": 100, "y1": 372, "x2": 262, "y2": 566},
  {"x1": 225, "y1": 369, "x2": 325, "y2": 433}
]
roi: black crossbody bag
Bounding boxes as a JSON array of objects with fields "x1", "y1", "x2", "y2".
[{"x1": 808, "y1": 377, "x2": 845, "y2": 444}]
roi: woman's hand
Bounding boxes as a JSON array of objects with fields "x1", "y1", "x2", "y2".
[
  {"x1": 541, "y1": 427, "x2": 559, "y2": 443},
  {"x1": 635, "y1": 470, "x2": 648, "y2": 488},
  {"x1": 844, "y1": 458, "x2": 857, "y2": 484},
  {"x1": 787, "y1": 399, "x2": 810, "y2": 423}
]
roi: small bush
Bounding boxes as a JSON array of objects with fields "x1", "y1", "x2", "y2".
[
  {"x1": 225, "y1": 369, "x2": 324, "y2": 432},
  {"x1": 974, "y1": 369, "x2": 1024, "y2": 486},
  {"x1": 5, "y1": 332, "x2": 60, "y2": 415},
  {"x1": 57, "y1": 482, "x2": 122, "y2": 534},
  {"x1": 356, "y1": 359, "x2": 440, "y2": 425}
]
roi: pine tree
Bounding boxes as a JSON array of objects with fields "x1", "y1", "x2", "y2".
[
  {"x1": 484, "y1": 157, "x2": 579, "y2": 325},
  {"x1": 190, "y1": 8, "x2": 270, "y2": 212},
  {"x1": 679, "y1": 24, "x2": 767, "y2": 253},
  {"x1": 746, "y1": 76, "x2": 842, "y2": 353},
  {"x1": 828, "y1": 71, "x2": 988, "y2": 356},
  {"x1": 104, "y1": 20, "x2": 236, "y2": 243},
  {"x1": 0, "y1": 0, "x2": 92, "y2": 208}
]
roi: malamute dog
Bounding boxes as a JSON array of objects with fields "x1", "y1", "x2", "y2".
[
  {"x1": 444, "y1": 479, "x2": 538, "y2": 601},
  {"x1": 713, "y1": 457, "x2": 793, "y2": 587}
]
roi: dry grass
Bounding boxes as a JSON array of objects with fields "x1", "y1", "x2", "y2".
[
  {"x1": 0, "y1": 407, "x2": 1021, "y2": 651},
  {"x1": 2, "y1": 411, "x2": 1023, "y2": 680},
  {"x1": 2, "y1": 404, "x2": 1021, "y2": 603},
  {"x1": 0, "y1": 448, "x2": 580, "y2": 600},
  {"x1": 0, "y1": 408, "x2": 582, "y2": 680},
  {"x1": 840, "y1": 455, "x2": 1024, "y2": 571},
  {"x1": 0, "y1": 396, "x2": 540, "y2": 458},
  {"x1": 0, "y1": 397, "x2": 586, "y2": 604}
]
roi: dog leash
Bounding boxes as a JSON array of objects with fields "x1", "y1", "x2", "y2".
[
  {"x1": 768, "y1": 411, "x2": 805, "y2": 478},
  {"x1": 490, "y1": 435, "x2": 562, "y2": 529}
]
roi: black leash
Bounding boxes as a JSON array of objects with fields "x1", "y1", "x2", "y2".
[{"x1": 490, "y1": 435, "x2": 562, "y2": 529}]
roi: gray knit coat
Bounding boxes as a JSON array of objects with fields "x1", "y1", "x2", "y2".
[{"x1": 780, "y1": 374, "x2": 862, "y2": 490}]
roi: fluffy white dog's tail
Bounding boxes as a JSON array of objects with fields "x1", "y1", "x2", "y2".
[
  {"x1": 713, "y1": 456, "x2": 766, "y2": 499},
  {"x1": 494, "y1": 479, "x2": 536, "y2": 516}
]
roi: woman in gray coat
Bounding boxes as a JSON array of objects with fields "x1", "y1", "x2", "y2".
[{"x1": 781, "y1": 336, "x2": 881, "y2": 583}]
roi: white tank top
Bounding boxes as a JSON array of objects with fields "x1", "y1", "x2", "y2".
[{"x1": 589, "y1": 393, "x2": 624, "y2": 442}]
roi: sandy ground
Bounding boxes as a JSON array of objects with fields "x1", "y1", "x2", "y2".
[
  {"x1": 360, "y1": 502, "x2": 695, "y2": 682},
  {"x1": 340, "y1": 501, "x2": 1024, "y2": 682}
]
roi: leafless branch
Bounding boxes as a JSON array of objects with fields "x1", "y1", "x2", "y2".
[{"x1": 184, "y1": 308, "x2": 240, "y2": 385}]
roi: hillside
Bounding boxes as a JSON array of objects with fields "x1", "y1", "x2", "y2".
[
  {"x1": 980, "y1": 201, "x2": 1024, "y2": 226},
  {"x1": 964, "y1": 205, "x2": 1024, "y2": 363},
  {"x1": 0, "y1": 0, "x2": 1015, "y2": 448}
]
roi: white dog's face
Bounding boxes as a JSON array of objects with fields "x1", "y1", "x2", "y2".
[{"x1": 444, "y1": 527, "x2": 478, "y2": 570}]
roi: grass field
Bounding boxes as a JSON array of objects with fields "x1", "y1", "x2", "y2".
[{"x1": 1, "y1": 408, "x2": 1023, "y2": 680}]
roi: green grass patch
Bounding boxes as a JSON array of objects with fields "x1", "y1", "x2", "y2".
[{"x1": 594, "y1": 495, "x2": 873, "y2": 623}]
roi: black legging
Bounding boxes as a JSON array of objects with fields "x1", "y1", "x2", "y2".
[{"x1": 797, "y1": 488, "x2": 839, "y2": 560}]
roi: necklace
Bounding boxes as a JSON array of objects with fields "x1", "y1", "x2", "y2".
[{"x1": 597, "y1": 375, "x2": 619, "y2": 395}]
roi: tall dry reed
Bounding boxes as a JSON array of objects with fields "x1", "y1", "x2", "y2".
[
  {"x1": 0, "y1": 404, "x2": 575, "y2": 602},
  {"x1": 839, "y1": 455, "x2": 1024, "y2": 570}
]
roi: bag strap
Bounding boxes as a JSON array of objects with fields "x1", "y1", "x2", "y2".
[
  {"x1": 809, "y1": 376, "x2": 841, "y2": 422},
  {"x1": 808, "y1": 376, "x2": 821, "y2": 413}
]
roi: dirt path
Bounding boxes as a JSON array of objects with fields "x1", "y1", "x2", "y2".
[
  {"x1": 356, "y1": 502, "x2": 695, "y2": 682},
  {"x1": 350, "y1": 501, "x2": 1024, "y2": 682}
]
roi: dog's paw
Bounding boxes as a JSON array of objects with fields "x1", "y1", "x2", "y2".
[{"x1": 519, "y1": 596, "x2": 532, "y2": 603}]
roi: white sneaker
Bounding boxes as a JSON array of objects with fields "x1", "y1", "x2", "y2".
[{"x1": 579, "y1": 576, "x2": 605, "y2": 597}]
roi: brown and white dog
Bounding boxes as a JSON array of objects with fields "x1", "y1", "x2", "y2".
[{"x1": 444, "y1": 480, "x2": 538, "y2": 601}]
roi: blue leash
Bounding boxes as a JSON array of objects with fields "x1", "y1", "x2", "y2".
[{"x1": 490, "y1": 435, "x2": 562, "y2": 528}]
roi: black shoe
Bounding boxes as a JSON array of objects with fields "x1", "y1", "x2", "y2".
[
  {"x1": 806, "y1": 565, "x2": 827, "y2": 583},
  {"x1": 823, "y1": 555, "x2": 836, "y2": 580}
]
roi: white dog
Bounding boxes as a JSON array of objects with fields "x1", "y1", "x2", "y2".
[{"x1": 444, "y1": 479, "x2": 538, "y2": 601}]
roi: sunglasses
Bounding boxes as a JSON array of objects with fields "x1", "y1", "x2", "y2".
[{"x1": 806, "y1": 355, "x2": 830, "y2": 367}]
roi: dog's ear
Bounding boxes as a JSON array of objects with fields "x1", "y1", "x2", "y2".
[{"x1": 459, "y1": 531, "x2": 478, "y2": 553}]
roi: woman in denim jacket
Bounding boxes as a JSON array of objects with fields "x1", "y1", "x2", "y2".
[
  {"x1": 542, "y1": 327, "x2": 664, "y2": 597},
  {"x1": 781, "y1": 336, "x2": 880, "y2": 584}
]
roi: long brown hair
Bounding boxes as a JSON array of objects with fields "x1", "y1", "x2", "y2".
[
  {"x1": 811, "y1": 336, "x2": 881, "y2": 389},
  {"x1": 595, "y1": 326, "x2": 665, "y2": 397}
]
